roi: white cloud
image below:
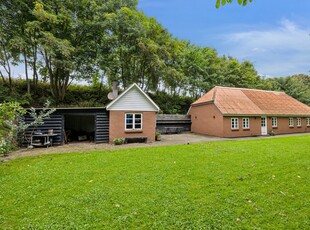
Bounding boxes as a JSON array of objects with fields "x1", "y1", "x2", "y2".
[{"x1": 219, "y1": 19, "x2": 310, "y2": 77}]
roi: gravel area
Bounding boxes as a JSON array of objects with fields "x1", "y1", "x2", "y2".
[{"x1": 1, "y1": 132, "x2": 309, "y2": 162}]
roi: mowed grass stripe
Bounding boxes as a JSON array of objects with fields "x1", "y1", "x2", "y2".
[{"x1": 0, "y1": 135, "x2": 309, "y2": 229}]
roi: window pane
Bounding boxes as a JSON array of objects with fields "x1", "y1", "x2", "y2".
[
  {"x1": 126, "y1": 114, "x2": 133, "y2": 119},
  {"x1": 134, "y1": 114, "x2": 142, "y2": 129},
  {"x1": 126, "y1": 114, "x2": 133, "y2": 129},
  {"x1": 126, "y1": 114, "x2": 133, "y2": 123}
]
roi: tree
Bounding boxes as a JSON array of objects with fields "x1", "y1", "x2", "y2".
[
  {"x1": 0, "y1": 17, "x2": 20, "y2": 93},
  {"x1": 180, "y1": 44, "x2": 223, "y2": 98},
  {"x1": 31, "y1": 0, "x2": 138, "y2": 103},
  {"x1": 1, "y1": 0, "x2": 138, "y2": 103},
  {"x1": 101, "y1": 7, "x2": 180, "y2": 92},
  {"x1": 271, "y1": 74, "x2": 310, "y2": 106},
  {"x1": 0, "y1": 0, "x2": 38, "y2": 94},
  {"x1": 216, "y1": 0, "x2": 253, "y2": 8}
]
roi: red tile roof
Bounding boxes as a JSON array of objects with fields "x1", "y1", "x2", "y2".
[{"x1": 191, "y1": 86, "x2": 310, "y2": 116}]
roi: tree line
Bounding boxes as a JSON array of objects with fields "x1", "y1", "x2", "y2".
[{"x1": 1, "y1": 0, "x2": 309, "y2": 109}]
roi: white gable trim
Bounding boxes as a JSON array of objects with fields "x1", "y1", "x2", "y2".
[{"x1": 106, "y1": 83, "x2": 160, "y2": 112}]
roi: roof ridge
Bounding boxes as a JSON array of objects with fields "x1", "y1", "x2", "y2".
[{"x1": 215, "y1": 86, "x2": 286, "y2": 94}]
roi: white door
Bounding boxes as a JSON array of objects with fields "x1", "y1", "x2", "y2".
[{"x1": 261, "y1": 117, "x2": 267, "y2": 135}]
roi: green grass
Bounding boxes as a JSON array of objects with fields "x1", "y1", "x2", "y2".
[{"x1": 0, "y1": 135, "x2": 309, "y2": 229}]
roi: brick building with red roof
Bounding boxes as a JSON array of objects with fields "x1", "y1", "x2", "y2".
[{"x1": 188, "y1": 86, "x2": 310, "y2": 137}]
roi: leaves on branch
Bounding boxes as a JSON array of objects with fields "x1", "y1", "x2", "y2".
[{"x1": 216, "y1": 0, "x2": 253, "y2": 8}]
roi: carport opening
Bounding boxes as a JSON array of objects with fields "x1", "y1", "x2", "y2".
[{"x1": 64, "y1": 115, "x2": 95, "y2": 143}]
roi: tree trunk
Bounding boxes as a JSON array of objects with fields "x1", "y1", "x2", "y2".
[
  {"x1": 32, "y1": 44, "x2": 39, "y2": 88},
  {"x1": 0, "y1": 70, "x2": 6, "y2": 85},
  {"x1": 23, "y1": 50, "x2": 30, "y2": 94},
  {"x1": 3, "y1": 47, "x2": 13, "y2": 93}
]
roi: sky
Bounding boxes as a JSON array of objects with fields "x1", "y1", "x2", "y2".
[{"x1": 138, "y1": 0, "x2": 310, "y2": 77}]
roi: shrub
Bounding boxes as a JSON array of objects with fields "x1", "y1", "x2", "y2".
[
  {"x1": 155, "y1": 131, "x2": 161, "y2": 141},
  {"x1": 113, "y1": 138, "x2": 124, "y2": 145},
  {"x1": 0, "y1": 100, "x2": 56, "y2": 155},
  {"x1": 0, "y1": 101, "x2": 26, "y2": 155},
  {"x1": 149, "y1": 91, "x2": 193, "y2": 114},
  {"x1": 268, "y1": 130, "x2": 276, "y2": 136},
  {"x1": 0, "y1": 138, "x2": 11, "y2": 156}
]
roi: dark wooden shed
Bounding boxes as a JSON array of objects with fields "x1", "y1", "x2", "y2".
[
  {"x1": 156, "y1": 114, "x2": 191, "y2": 134},
  {"x1": 23, "y1": 108, "x2": 109, "y2": 146}
]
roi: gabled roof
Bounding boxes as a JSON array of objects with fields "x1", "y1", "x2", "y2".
[
  {"x1": 106, "y1": 83, "x2": 160, "y2": 112},
  {"x1": 190, "y1": 86, "x2": 310, "y2": 116}
]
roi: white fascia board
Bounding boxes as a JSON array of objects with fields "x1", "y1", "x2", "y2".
[{"x1": 106, "y1": 83, "x2": 160, "y2": 112}]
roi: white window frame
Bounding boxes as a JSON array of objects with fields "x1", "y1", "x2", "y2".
[
  {"x1": 296, "y1": 117, "x2": 301, "y2": 127},
  {"x1": 231, "y1": 118, "x2": 239, "y2": 130},
  {"x1": 307, "y1": 118, "x2": 310, "y2": 127},
  {"x1": 289, "y1": 117, "x2": 294, "y2": 127},
  {"x1": 242, "y1": 118, "x2": 250, "y2": 129},
  {"x1": 125, "y1": 113, "x2": 143, "y2": 130},
  {"x1": 271, "y1": 117, "x2": 278, "y2": 128}
]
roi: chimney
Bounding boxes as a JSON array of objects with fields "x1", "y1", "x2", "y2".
[{"x1": 112, "y1": 81, "x2": 118, "y2": 98}]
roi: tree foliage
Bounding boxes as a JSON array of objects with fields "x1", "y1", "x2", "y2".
[
  {"x1": 269, "y1": 74, "x2": 310, "y2": 106},
  {"x1": 0, "y1": 100, "x2": 55, "y2": 155},
  {"x1": 0, "y1": 0, "x2": 137, "y2": 103},
  {"x1": 1, "y1": 0, "x2": 308, "y2": 114},
  {"x1": 0, "y1": 101, "x2": 25, "y2": 155},
  {"x1": 216, "y1": 0, "x2": 253, "y2": 8}
]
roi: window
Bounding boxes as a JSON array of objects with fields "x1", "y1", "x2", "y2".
[
  {"x1": 297, "y1": 118, "x2": 301, "y2": 127},
  {"x1": 125, "y1": 113, "x2": 142, "y2": 130},
  {"x1": 242, "y1": 118, "x2": 250, "y2": 129},
  {"x1": 307, "y1": 118, "x2": 310, "y2": 126},
  {"x1": 231, "y1": 118, "x2": 239, "y2": 129},
  {"x1": 289, "y1": 117, "x2": 294, "y2": 127},
  {"x1": 271, "y1": 117, "x2": 277, "y2": 127}
]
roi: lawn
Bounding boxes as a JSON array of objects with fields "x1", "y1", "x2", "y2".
[{"x1": 0, "y1": 135, "x2": 309, "y2": 229}]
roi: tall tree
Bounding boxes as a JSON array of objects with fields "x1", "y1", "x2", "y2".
[
  {"x1": 1, "y1": 0, "x2": 38, "y2": 94},
  {"x1": 29, "y1": 0, "x2": 137, "y2": 103},
  {"x1": 272, "y1": 74, "x2": 310, "y2": 105},
  {"x1": 0, "y1": 1, "x2": 21, "y2": 93},
  {"x1": 102, "y1": 7, "x2": 178, "y2": 92},
  {"x1": 1, "y1": 0, "x2": 137, "y2": 103}
]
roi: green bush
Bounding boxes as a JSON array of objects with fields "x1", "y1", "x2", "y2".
[
  {"x1": 0, "y1": 138, "x2": 11, "y2": 156},
  {"x1": 155, "y1": 131, "x2": 161, "y2": 141},
  {"x1": 149, "y1": 91, "x2": 193, "y2": 114},
  {"x1": 0, "y1": 79, "x2": 111, "y2": 108},
  {"x1": 268, "y1": 130, "x2": 276, "y2": 136},
  {"x1": 0, "y1": 101, "x2": 26, "y2": 155},
  {"x1": 113, "y1": 138, "x2": 124, "y2": 145},
  {"x1": 1, "y1": 78, "x2": 195, "y2": 114}
]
